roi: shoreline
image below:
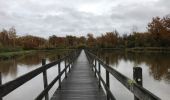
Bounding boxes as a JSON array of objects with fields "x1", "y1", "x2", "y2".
[
  {"x1": 0, "y1": 50, "x2": 35, "y2": 60},
  {"x1": 0, "y1": 48, "x2": 73, "y2": 60},
  {"x1": 97, "y1": 47, "x2": 170, "y2": 53}
]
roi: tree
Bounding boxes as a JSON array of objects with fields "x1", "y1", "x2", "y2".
[
  {"x1": 8, "y1": 27, "x2": 16, "y2": 47},
  {"x1": 104, "y1": 32, "x2": 118, "y2": 47},
  {"x1": 148, "y1": 15, "x2": 170, "y2": 46},
  {"x1": 49, "y1": 35, "x2": 67, "y2": 48},
  {"x1": 0, "y1": 29, "x2": 10, "y2": 46},
  {"x1": 18, "y1": 35, "x2": 46, "y2": 49},
  {"x1": 66, "y1": 35, "x2": 77, "y2": 48},
  {"x1": 87, "y1": 33, "x2": 96, "y2": 48}
]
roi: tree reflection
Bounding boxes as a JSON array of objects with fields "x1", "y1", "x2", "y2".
[
  {"x1": 0, "y1": 50, "x2": 67, "y2": 78},
  {"x1": 0, "y1": 59, "x2": 17, "y2": 77},
  {"x1": 98, "y1": 50, "x2": 170, "y2": 83}
]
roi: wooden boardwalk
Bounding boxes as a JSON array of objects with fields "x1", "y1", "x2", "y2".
[
  {"x1": 50, "y1": 50, "x2": 106, "y2": 100},
  {"x1": 0, "y1": 50, "x2": 161, "y2": 100}
]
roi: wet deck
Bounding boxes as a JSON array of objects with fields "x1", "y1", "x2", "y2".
[{"x1": 50, "y1": 50, "x2": 106, "y2": 100}]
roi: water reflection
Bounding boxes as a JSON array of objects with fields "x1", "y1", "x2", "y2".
[
  {"x1": 1, "y1": 49, "x2": 169, "y2": 100},
  {"x1": 0, "y1": 50, "x2": 67, "y2": 82},
  {"x1": 0, "y1": 59, "x2": 17, "y2": 77},
  {"x1": 95, "y1": 49, "x2": 170, "y2": 100},
  {"x1": 97, "y1": 50, "x2": 170, "y2": 83},
  {"x1": 0, "y1": 50, "x2": 68, "y2": 100}
]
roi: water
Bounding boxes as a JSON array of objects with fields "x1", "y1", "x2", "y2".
[
  {"x1": 0, "y1": 50, "x2": 67, "y2": 100},
  {"x1": 98, "y1": 50, "x2": 170, "y2": 100},
  {"x1": 0, "y1": 50, "x2": 170, "y2": 100}
]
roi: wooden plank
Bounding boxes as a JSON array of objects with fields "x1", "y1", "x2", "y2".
[
  {"x1": 42, "y1": 59, "x2": 49, "y2": 100},
  {"x1": 35, "y1": 64, "x2": 67, "y2": 100},
  {"x1": 0, "y1": 72, "x2": 2, "y2": 100},
  {"x1": 0, "y1": 52, "x2": 75, "y2": 98},
  {"x1": 36, "y1": 51, "x2": 81, "y2": 100},
  {"x1": 106, "y1": 57, "x2": 110, "y2": 100},
  {"x1": 133, "y1": 67, "x2": 143, "y2": 100},
  {"x1": 51, "y1": 50, "x2": 106, "y2": 100},
  {"x1": 0, "y1": 59, "x2": 62, "y2": 97},
  {"x1": 58, "y1": 55, "x2": 61, "y2": 89},
  {"x1": 35, "y1": 60, "x2": 74, "y2": 100},
  {"x1": 86, "y1": 50, "x2": 161, "y2": 100},
  {"x1": 86, "y1": 54, "x2": 116, "y2": 100}
]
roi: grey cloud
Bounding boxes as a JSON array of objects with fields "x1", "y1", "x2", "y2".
[
  {"x1": 157, "y1": 0, "x2": 170, "y2": 8},
  {"x1": 110, "y1": 1, "x2": 170, "y2": 33},
  {"x1": 0, "y1": 0, "x2": 169, "y2": 38}
]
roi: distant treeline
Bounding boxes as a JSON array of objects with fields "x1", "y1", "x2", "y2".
[{"x1": 0, "y1": 15, "x2": 170, "y2": 51}]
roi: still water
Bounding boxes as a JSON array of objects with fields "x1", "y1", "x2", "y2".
[
  {"x1": 98, "y1": 50, "x2": 170, "y2": 100},
  {"x1": 0, "y1": 50, "x2": 170, "y2": 100},
  {"x1": 0, "y1": 50, "x2": 67, "y2": 100}
]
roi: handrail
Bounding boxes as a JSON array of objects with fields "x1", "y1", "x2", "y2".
[
  {"x1": 0, "y1": 49, "x2": 81, "y2": 100},
  {"x1": 86, "y1": 52, "x2": 116, "y2": 100},
  {"x1": 35, "y1": 50, "x2": 80, "y2": 100},
  {"x1": 85, "y1": 50, "x2": 161, "y2": 100},
  {"x1": 35, "y1": 63, "x2": 70, "y2": 100}
]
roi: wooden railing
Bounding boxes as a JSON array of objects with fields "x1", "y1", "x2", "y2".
[
  {"x1": 85, "y1": 50, "x2": 161, "y2": 100},
  {"x1": 0, "y1": 49, "x2": 81, "y2": 100}
]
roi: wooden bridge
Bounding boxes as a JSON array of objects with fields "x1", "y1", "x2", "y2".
[
  {"x1": 0, "y1": 49, "x2": 161, "y2": 100},
  {"x1": 51, "y1": 50, "x2": 106, "y2": 100}
]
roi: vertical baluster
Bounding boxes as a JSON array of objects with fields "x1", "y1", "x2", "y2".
[
  {"x1": 58, "y1": 55, "x2": 61, "y2": 89},
  {"x1": 70, "y1": 54, "x2": 72, "y2": 72},
  {"x1": 106, "y1": 57, "x2": 110, "y2": 100},
  {"x1": 65, "y1": 57, "x2": 67, "y2": 78},
  {"x1": 98, "y1": 62, "x2": 101, "y2": 88},
  {"x1": 68, "y1": 55, "x2": 71, "y2": 73},
  {"x1": 68, "y1": 58, "x2": 71, "y2": 73},
  {"x1": 91, "y1": 58, "x2": 94, "y2": 71},
  {"x1": 42, "y1": 59, "x2": 49, "y2": 100},
  {"x1": 0, "y1": 72, "x2": 2, "y2": 100},
  {"x1": 133, "y1": 67, "x2": 143, "y2": 100},
  {"x1": 94, "y1": 59, "x2": 97, "y2": 77}
]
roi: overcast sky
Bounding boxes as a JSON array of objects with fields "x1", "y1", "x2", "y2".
[{"x1": 0, "y1": 0, "x2": 169, "y2": 38}]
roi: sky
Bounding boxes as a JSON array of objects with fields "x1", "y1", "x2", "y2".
[{"x1": 0, "y1": 0, "x2": 169, "y2": 38}]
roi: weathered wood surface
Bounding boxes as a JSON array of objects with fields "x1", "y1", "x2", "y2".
[
  {"x1": 51, "y1": 51, "x2": 106, "y2": 100},
  {"x1": 0, "y1": 50, "x2": 78, "y2": 99},
  {"x1": 85, "y1": 50, "x2": 161, "y2": 100}
]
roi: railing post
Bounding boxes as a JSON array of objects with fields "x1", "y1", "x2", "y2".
[
  {"x1": 68, "y1": 58, "x2": 71, "y2": 73},
  {"x1": 91, "y1": 58, "x2": 94, "y2": 71},
  {"x1": 65, "y1": 57, "x2": 67, "y2": 78},
  {"x1": 69, "y1": 55, "x2": 72, "y2": 72},
  {"x1": 58, "y1": 55, "x2": 61, "y2": 89},
  {"x1": 42, "y1": 59, "x2": 49, "y2": 100},
  {"x1": 106, "y1": 57, "x2": 110, "y2": 100},
  {"x1": 98, "y1": 62, "x2": 101, "y2": 88},
  {"x1": 0, "y1": 72, "x2": 2, "y2": 100},
  {"x1": 133, "y1": 67, "x2": 143, "y2": 100},
  {"x1": 94, "y1": 59, "x2": 97, "y2": 77}
]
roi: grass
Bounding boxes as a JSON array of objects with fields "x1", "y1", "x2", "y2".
[
  {"x1": 0, "y1": 47, "x2": 23, "y2": 53},
  {"x1": 125, "y1": 47, "x2": 170, "y2": 53},
  {"x1": 0, "y1": 50, "x2": 35, "y2": 60},
  {"x1": 0, "y1": 48, "x2": 72, "y2": 60}
]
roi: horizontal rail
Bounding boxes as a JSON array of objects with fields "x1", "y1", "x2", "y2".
[
  {"x1": 85, "y1": 50, "x2": 161, "y2": 100},
  {"x1": 35, "y1": 50, "x2": 80, "y2": 100},
  {"x1": 91, "y1": 64, "x2": 116, "y2": 100},
  {"x1": 35, "y1": 61, "x2": 72, "y2": 100},
  {"x1": 86, "y1": 52, "x2": 116, "y2": 100},
  {"x1": 0, "y1": 50, "x2": 79, "y2": 98}
]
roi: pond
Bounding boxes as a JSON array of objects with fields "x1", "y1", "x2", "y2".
[
  {"x1": 97, "y1": 50, "x2": 170, "y2": 100},
  {"x1": 0, "y1": 49, "x2": 170, "y2": 100},
  {"x1": 0, "y1": 50, "x2": 68, "y2": 100}
]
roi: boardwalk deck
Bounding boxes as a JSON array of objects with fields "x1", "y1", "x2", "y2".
[{"x1": 50, "y1": 50, "x2": 106, "y2": 100}]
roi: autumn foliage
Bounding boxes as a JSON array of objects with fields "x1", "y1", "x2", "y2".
[{"x1": 0, "y1": 15, "x2": 170, "y2": 50}]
